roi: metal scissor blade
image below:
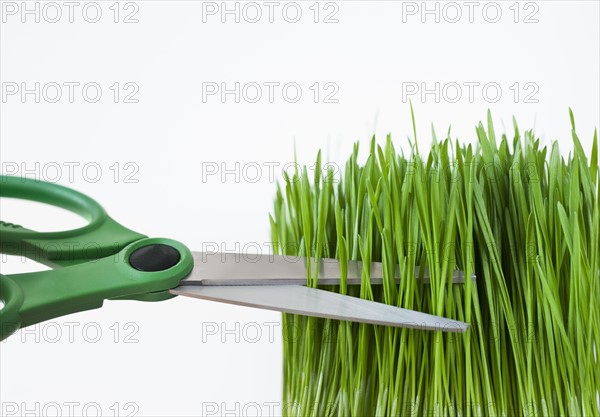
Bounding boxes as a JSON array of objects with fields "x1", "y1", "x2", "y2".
[
  {"x1": 181, "y1": 252, "x2": 476, "y2": 286},
  {"x1": 169, "y1": 285, "x2": 468, "y2": 333}
]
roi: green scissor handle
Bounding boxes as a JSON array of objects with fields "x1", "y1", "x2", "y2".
[{"x1": 0, "y1": 175, "x2": 194, "y2": 341}]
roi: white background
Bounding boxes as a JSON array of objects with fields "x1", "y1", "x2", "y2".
[{"x1": 1, "y1": 1, "x2": 599, "y2": 416}]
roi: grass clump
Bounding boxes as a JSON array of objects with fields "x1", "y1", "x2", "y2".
[{"x1": 270, "y1": 110, "x2": 599, "y2": 417}]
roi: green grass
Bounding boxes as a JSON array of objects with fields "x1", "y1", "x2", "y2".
[{"x1": 270, "y1": 110, "x2": 599, "y2": 417}]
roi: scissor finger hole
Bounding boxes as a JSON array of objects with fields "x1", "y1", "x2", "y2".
[{"x1": 0, "y1": 197, "x2": 88, "y2": 232}]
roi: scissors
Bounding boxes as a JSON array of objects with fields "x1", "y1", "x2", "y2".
[{"x1": 0, "y1": 175, "x2": 472, "y2": 341}]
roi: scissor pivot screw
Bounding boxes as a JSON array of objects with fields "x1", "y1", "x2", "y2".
[{"x1": 129, "y1": 244, "x2": 181, "y2": 272}]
